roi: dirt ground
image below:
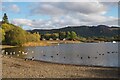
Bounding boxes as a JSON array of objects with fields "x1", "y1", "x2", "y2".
[{"x1": 2, "y1": 56, "x2": 118, "y2": 78}]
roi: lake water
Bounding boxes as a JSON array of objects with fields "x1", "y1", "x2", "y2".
[{"x1": 2, "y1": 42, "x2": 119, "y2": 67}]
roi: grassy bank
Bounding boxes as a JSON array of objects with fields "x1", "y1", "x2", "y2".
[
  {"x1": 22, "y1": 41, "x2": 52, "y2": 47},
  {"x1": 0, "y1": 45, "x2": 17, "y2": 49},
  {"x1": 2, "y1": 56, "x2": 118, "y2": 78},
  {"x1": 22, "y1": 40, "x2": 81, "y2": 47},
  {"x1": 1, "y1": 40, "x2": 81, "y2": 49}
]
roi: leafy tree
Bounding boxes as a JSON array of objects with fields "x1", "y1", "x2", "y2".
[
  {"x1": 43, "y1": 33, "x2": 51, "y2": 40},
  {"x1": 33, "y1": 32, "x2": 41, "y2": 42},
  {"x1": 66, "y1": 31, "x2": 71, "y2": 40},
  {"x1": 0, "y1": 28, "x2": 5, "y2": 43},
  {"x1": 70, "y1": 31, "x2": 77, "y2": 40},
  {"x1": 2, "y1": 13, "x2": 9, "y2": 23},
  {"x1": 5, "y1": 27, "x2": 27, "y2": 46},
  {"x1": 51, "y1": 33, "x2": 59, "y2": 40},
  {"x1": 59, "y1": 32, "x2": 66, "y2": 40},
  {"x1": 2, "y1": 23, "x2": 14, "y2": 32},
  {"x1": 25, "y1": 32, "x2": 37, "y2": 42}
]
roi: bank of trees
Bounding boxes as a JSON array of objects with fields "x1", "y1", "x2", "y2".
[
  {"x1": 0, "y1": 13, "x2": 40, "y2": 46},
  {"x1": 41, "y1": 31, "x2": 78, "y2": 40}
]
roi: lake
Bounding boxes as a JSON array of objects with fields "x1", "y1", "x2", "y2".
[{"x1": 2, "y1": 42, "x2": 119, "y2": 67}]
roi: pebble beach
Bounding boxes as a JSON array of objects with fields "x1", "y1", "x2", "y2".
[{"x1": 2, "y1": 56, "x2": 118, "y2": 78}]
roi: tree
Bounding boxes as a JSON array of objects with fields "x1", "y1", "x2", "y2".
[
  {"x1": 26, "y1": 32, "x2": 40, "y2": 42},
  {"x1": 71, "y1": 31, "x2": 77, "y2": 40},
  {"x1": 33, "y1": 32, "x2": 41, "y2": 42},
  {"x1": 5, "y1": 27, "x2": 27, "y2": 46},
  {"x1": 0, "y1": 28, "x2": 5, "y2": 43},
  {"x1": 66, "y1": 31, "x2": 71, "y2": 40},
  {"x1": 43, "y1": 33, "x2": 51, "y2": 40},
  {"x1": 2, "y1": 23, "x2": 14, "y2": 32},
  {"x1": 51, "y1": 33, "x2": 59, "y2": 40},
  {"x1": 59, "y1": 32, "x2": 66, "y2": 40},
  {"x1": 2, "y1": 13, "x2": 9, "y2": 23}
]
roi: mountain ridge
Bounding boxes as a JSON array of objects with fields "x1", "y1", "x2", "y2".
[{"x1": 28, "y1": 25, "x2": 119, "y2": 38}]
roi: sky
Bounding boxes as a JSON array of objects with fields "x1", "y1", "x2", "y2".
[{"x1": 1, "y1": 1, "x2": 119, "y2": 30}]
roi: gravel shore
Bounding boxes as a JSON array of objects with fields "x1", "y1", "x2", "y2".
[{"x1": 2, "y1": 56, "x2": 118, "y2": 78}]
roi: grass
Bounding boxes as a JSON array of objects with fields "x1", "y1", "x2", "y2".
[
  {"x1": 22, "y1": 40, "x2": 81, "y2": 47},
  {"x1": 1, "y1": 40, "x2": 81, "y2": 48}
]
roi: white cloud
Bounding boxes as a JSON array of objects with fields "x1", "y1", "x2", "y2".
[
  {"x1": 11, "y1": 19, "x2": 33, "y2": 26},
  {"x1": 11, "y1": 2, "x2": 118, "y2": 29},
  {"x1": 31, "y1": 2, "x2": 107, "y2": 16}
]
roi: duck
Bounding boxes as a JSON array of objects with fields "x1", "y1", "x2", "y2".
[
  {"x1": 88, "y1": 56, "x2": 90, "y2": 59},
  {"x1": 13, "y1": 52, "x2": 16, "y2": 54},
  {"x1": 5, "y1": 52, "x2": 8, "y2": 55},
  {"x1": 22, "y1": 52, "x2": 28, "y2": 55},
  {"x1": 10, "y1": 52, "x2": 13, "y2": 55},
  {"x1": 31, "y1": 57, "x2": 35, "y2": 61}
]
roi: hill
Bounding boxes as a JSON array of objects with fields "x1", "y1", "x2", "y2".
[{"x1": 28, "y1": 25, "x2": 120, "y2": 38}]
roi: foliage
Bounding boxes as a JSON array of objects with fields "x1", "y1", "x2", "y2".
[
  {"x1": 70, "y1": 31, "x2": 77, "y2": 40},
  {"x1": 2, "y1": 23, "x2": 14, "y2": 32},
  {"x1": 41, "y1": 31, "x2": 78, "y2": 40},
  {"x1": 51, "y1": 33, "x2": 59, "y2": 40},
  {"x1": 5, "y1": 27, "x2": 27, "y2": 46},
  {"x1": 59, "y1": 32, "x2": 66, "y2": 40},
  {"x1": 43, "y1": 33, "x2": 51, "y2": 40},
  {"x1": 0, "y1": 28, "x2": 5, "y2": 43},
  {"x1": 66, "y1": 31, "x2": 71, "y2": 40},
  {"x1": 26, "y1": 32, "x2": 40, "y2": 42}
]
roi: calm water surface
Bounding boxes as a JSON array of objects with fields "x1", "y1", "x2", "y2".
[{"x1": 2, "y1": 42, "x2": 119, "y2": 67}]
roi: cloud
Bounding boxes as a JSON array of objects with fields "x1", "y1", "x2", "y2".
[
  {"x1": 11, "y1": 19, "x2": 33, "y2": 26},
  {"x1": 3, "y1": 4, "x2": 20, "y2": 13},
  {"x1": 30, "y1": 2, "x2": 107, "y2": 16},
  {"x1": 30, "y1": 3, "x2": 64, "y2": 16},
  {"x1": 11, "y1": 2, "x2": 118, "y2": 29},
  {"x1": 11, "y1": 16, "x2": 118, "y2": 30}
]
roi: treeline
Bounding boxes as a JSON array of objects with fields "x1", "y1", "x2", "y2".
[
  {"x1": 41, "y1": 31, "x2": 78, "y2": 40},
  {"x1": 0, "y1": 13, "x2": 40, "y2": 46}
]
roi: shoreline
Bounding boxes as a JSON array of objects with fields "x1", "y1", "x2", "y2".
[
  {"x1": 2, "y1": 56, "x2": 118, "y2": 78},
  {"x1": 2, "y1": 41, "x2": 115, "y2": 49},
  {"x1": 0, "y1": 45, "x2": 17, "y2": 49},
  {"x1": 1, "y1": 40, "x2": 81, "y2": 49}
]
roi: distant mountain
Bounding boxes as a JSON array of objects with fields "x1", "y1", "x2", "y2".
[{"x1": 28, "y1": 25, "x2": 120, "y2": 38}]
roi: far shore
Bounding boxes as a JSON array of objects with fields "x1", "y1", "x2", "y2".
[{"x1": 1, "y1": 40, "x2": 81, "y2": 49}]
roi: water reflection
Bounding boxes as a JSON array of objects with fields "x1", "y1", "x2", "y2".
[{"x1": 2, "y1": 42, "x2": 119, "y2": 67}]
